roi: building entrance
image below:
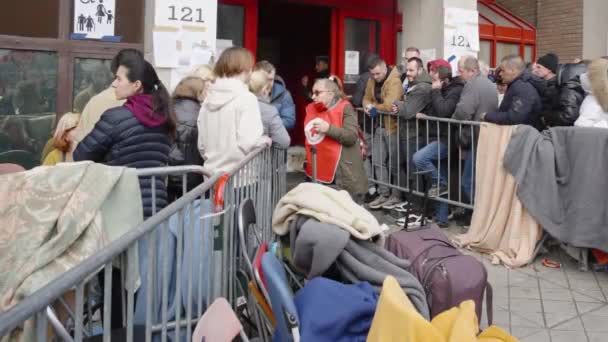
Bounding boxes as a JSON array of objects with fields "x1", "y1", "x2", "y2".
[{"x1": 257, "y1": 1, "x2": 332, "y2": 145}]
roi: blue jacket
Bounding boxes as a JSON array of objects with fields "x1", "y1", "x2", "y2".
[
  {"x1": 485, "y1": 70, "x2": 545, "y2": 130},
  {"x1": 271, "y1": 76, "x2": 296, "y2": 129},
  {"x1": 73, "y1": 106, "x2": 171, "y2": 218},
  {"x1": 294, "y1": 278, "x2": 379, "y2": 342}
]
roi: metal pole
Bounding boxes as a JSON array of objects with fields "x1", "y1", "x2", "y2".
[{"x1": 311, "y1": 146, "x2": 318, "y2": 183}]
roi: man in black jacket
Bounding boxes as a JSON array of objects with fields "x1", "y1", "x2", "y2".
[
  {"x1": 482, "y1": 54, "x2": 545, "y2": 130},
  {"x1": 540, "y1": 62, "x2": 587, "y2": 127}
]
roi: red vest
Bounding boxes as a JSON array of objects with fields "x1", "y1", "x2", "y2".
[{"x1": 304, "y1": 99, "x2": 350, "y2": 183}]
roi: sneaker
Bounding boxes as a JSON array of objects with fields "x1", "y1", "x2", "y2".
[
  {"x1": 397, "y1": 214, "x2": 423, "y2": 229},
  {"x1": 368, "y1": 195, "x2": 389, "y2": 210},
  {"x1": 428, "y1": 184, "x2": 448, "y2": 197},
  {"x1": 394, "y1": 201, "x2": 411, "y2": 213},
  {"x1": 382, "y1": 196, "x2": 403, "y2": 210},
  {"x1": 364, "y1": 191, "x2": 379, "y2": 204}
]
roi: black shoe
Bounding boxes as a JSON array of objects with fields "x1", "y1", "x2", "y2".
[{"x1": 364, "y1": 191, "x2": 379, "y2": 204}]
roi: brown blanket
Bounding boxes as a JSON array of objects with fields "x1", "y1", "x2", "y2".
[{"x1": 452, "y1": 124, "x2": 541, "y2": 268}]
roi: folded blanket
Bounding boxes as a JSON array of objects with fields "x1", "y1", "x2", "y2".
[
  {"x1": 291, "y1": 218, "x2": 429, "y2": 319},
  {"x1": 504, "y1": 125, "x2": 608, "y2": 251},
  {"x1": 272, "y1": 182, "x2": 386, "y2": 243},
  {"x1": 452, "y1": 124, "x2": 541, "y2": 268},
  {"x1": 0, "y1": 162, "x2": 143, "y2": 341}
]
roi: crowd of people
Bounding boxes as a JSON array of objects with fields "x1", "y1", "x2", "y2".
[
  {"x1": 345, "y1": 47, "x2": 607, "y2": 228},
  {"x1": 9, "y1": 44, "x2": 608, "y2": 230}
]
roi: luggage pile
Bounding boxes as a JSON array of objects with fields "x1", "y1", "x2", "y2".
[{"x1": 230, "y1": 182, "x2": 515, "y2": 342}]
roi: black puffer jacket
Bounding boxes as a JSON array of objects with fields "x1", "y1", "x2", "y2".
[
  {"x1": 168, "y1": 98, "x2": 204, "y2": 200},
  {"x1": 540, "y1": 63, "x2": 587, "y2": 127},
  {"x1": 425, "y1": 77, "x2": 465, "y2": 142},
  {"x1": 485, "y1": 70, "x2": 545, "y2": 131},
  {"x1": 73, "y1": 105, "x2": 171, "y2": 218}
]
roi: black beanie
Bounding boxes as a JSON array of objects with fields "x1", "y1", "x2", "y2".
[{"x1": 537, "y1": 53, "x2": 559, "y2": 74}]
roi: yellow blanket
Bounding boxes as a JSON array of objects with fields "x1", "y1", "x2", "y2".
[{"x1": 367, "y1": 276, "x2": 516, "y2": 342}]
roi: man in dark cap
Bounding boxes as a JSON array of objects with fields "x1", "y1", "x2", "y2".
[
  {"x1": 534, "y1": 52, "x2": 559, "y2": 81},
  {"x1": 534, "y1": 52, "x2": 587, "y2": 127}
]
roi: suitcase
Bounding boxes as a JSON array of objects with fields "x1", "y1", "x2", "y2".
[{"x1": 386, "y1": 225, "x2": 493, "y2": 324}]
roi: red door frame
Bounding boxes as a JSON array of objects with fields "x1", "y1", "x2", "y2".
[
  {"x1": 333, "y1": 9, "x2": 396, "y2": 80},
  {"x1": 219, "y1": 0, "x2": 259, "y2": 54},
  {"x1": 219, "y1": 0, "x2": 535, "y2": 71},
  {"x1": 220, "y1": 0, "x2": 396, "y2": 79}
]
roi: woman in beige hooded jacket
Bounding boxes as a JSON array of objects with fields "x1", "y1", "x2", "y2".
[{"x1": 197, "y1": 47, "x2": 270, "y2": 173}]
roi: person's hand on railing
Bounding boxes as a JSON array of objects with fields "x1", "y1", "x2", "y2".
[
  {"x1": 390, "y1": 103, "x2": 399, "y2": 114},
  {"x1": 259, "y1": 135, "x2": 273, "y2": 147},
  {"x1": 416, "y1": 113, "x2": 428, "y2": 119}
]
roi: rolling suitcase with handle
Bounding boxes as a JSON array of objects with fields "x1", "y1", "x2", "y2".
[{"x1": 386, "y1": 225, "x2": 493, "y2": 324}]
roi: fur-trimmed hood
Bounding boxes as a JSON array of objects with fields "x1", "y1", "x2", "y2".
[{"x1": 588, "y1": 59, "x2": 608, "y2": 112}]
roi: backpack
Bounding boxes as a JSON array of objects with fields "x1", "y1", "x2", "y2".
[{"x1": 386, "y1": 225, "x2": 492, "y2": 324}]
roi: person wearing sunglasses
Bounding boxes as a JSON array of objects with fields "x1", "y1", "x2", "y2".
[{"x1": 304, "y1": 76, "x2": 368, "y2": 200}]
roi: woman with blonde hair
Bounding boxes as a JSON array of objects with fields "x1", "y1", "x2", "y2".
[
  {"x1": 197, "y1": 47, "x2": 270, "y2": 172},
  {"x1": 304, "y1": 75, "x2": 367, "y2": 199},
  {"x1": 168, "y1": 76, "x2": 208, "y2": 200},
  {"x1": 43, "y1": 113, "x2": 80, "y2": 165},
  {"x1": 191, "y1": 64, "x2": 215, "y2": 98},
  {"x1": 249, "y1": 70, "x2": 290, "y2": 148}
]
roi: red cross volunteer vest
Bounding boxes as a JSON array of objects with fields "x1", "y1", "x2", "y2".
[{"x1": 304, "y1": 99, "x2": 350, "y2": 183}]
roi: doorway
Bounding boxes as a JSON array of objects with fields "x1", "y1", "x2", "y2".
[{"x1": 257, "y1": 1, "x2": 332, "y2": 145}]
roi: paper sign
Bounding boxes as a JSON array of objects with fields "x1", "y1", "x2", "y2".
[
  {"x1": 444, "y1": 7, "x2": 480, "y2": 52},
  {"x1": 154, "y1": 0, "x2": 217, "y2": 51},
  {"x1": 73, "y1": 0, "x2": 116, "y2": 39},
  {"x1": 215, "y1": 39, "x2": 233, "y2": 63},
  {"x1": 153, "y1": 31, "x2": 179, "y2": 68},
  {"x1": 345, "y1": 50, "x2": 360, "y2": 75},
  {"x1": 444, "y1": 7, "x2": 480, "y2": 74}
]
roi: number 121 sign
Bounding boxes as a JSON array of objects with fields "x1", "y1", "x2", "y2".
[{"x1": 155, "y1": 0, "x2": 217, "y2": 34}]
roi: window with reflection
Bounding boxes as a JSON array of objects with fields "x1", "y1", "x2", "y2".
[
  {"x1": 344, "y1": 18, "x2": 380, "y2": 84},
  {"x1": 0, "y1": 49, "x2": 58, "y2": 169},
  {"x1": 496, "y1": 42, "x2": 520, "y2": 64},
  {"x1": 72, "y1": 58, "x2": 113, "y2": 113},
  {"x1": 217, "y1": 4, "x2": 245, "y2": 47}
]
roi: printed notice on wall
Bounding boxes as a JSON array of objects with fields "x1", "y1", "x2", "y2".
[
  {"x1": 154, "y1": 0, "x2": 217, "y2": 51},
  {"x1": 153, "y1": 0, "x2": 218, "y2": 81},
  {"x1": 73, "y1": 0, "x2": 116, "y2": 39},
  {"x1": 444, "y1": 7, "x2": 479, "y2": 74},
  {"x1": 345, "y1": 51, "x2": 360, "y2": 75}
]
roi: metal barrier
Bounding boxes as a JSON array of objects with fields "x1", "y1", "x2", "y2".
[
  {"x1": 359, "y1": 108, "x2": 480, "y2": 213},
  {"x1": 212, "y1": 146, "x2": 287, "y2": 307},
  {"x1": 0, "y1": 145, "x2": 286, "y2": 342}
]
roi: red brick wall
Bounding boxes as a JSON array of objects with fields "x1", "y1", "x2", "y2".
[{"x1": 496, "y1": 0, "x2": 583, "y2": 62}]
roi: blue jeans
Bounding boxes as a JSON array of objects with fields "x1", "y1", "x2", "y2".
[
  {"x1": 462, "y1": 150, "x2": 475, "y2": 204},
  {"x1": 413, "y1": 141, "x2": 449, "y2": 224}
]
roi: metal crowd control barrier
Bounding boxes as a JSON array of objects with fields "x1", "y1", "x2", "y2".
[
  {"x1": 358, "y1": 108, "x2": 480, "y2": 210},
  {"x1": 0, "y1": 145, "x2": 287, "y2": 342},
  {"x1": 212, "y1": 145, "x2": 286, "y2": 307}
]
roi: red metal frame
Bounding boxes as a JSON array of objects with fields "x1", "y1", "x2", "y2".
[
  {"x1": 334, "y1": 8, "x2": 396, "y2": 80},
  {"x1": 220, "y1": 0, "x2": 535, "y2": 70},
  {"x1": 477, "y1": 0, "x2": 537, "y2": 67}
]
